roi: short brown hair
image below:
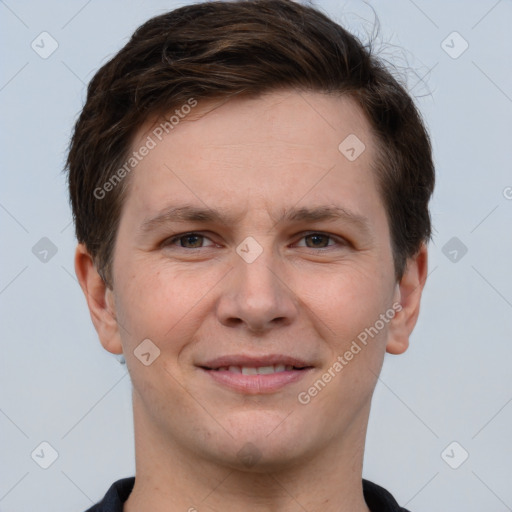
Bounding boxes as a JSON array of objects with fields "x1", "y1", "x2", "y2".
[{"x1": 66, "y1": 0, "x2": 434, "y2": 287}]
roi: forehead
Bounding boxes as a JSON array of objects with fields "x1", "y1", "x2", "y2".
[{"x1": 121, "y1": 90, "x2": 385, "y2": 230}]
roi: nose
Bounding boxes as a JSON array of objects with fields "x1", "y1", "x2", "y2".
[{"x1": 215, "y1": 248, "x2": 299, "y2": 334}]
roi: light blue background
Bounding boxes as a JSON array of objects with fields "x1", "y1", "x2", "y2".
[{"x1": 1, "y1": 1, "x2": 511, "y2": 510}]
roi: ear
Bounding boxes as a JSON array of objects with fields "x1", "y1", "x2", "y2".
[
  {"x1": 74, "y1": 243, "x2": 123, "y2": 355},
  {"x1": 386, "y1": 243, "x2": 428, "y2": 355}
]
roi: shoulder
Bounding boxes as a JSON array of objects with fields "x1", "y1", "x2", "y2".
[
  {"x1": 83, "y1": 477, "x2": 135, "y2": 512},
  {"x1": 363, "y1": 479, "x2": 411, "y2": 512}
]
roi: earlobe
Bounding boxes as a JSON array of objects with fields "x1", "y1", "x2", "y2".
[
  {"x1": 74, "y1": 244, "x2": 123, "y2": 355},
  {"x1": 386, "y1": 244, "x2": 428, "y2": 355}
]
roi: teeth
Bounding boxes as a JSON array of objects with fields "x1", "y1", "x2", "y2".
[
  {"x1": 216, "y1": 365, "x2": 296, "y2": 374},
  {"x1": 257, "y1": 365, "x2": 275, "y2": 374},
  {"x1": 241, "y1": 367, "x2": 258, "y2": 375}
]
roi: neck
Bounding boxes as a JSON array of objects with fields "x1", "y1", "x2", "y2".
[{"x1": 124, "y1": 396, "x2": 371, "y2": 512}]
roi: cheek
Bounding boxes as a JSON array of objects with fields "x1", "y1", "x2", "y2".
[
  {"x1": 113, "y1": 261, "x2": 220, "y2": 351},
  {"x1": 300, "y1": 263, "x2": 391, "y2": 346},
  {"x1": 114, "y1": 266, "x2": 203, "y2": 404}
]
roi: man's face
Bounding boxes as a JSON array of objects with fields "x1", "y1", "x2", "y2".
[{"x1": 108, "y1": 90, "x2": 401, "y2": 469}]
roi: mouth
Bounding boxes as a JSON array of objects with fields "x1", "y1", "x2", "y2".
[
  {"x1": 207, "y1": 364, "x2": 306, "y2": 374},
  {"x1": 198, "y1": 355, "x2": 314, "y2": 394}
]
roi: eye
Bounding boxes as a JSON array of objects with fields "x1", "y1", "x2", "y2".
[
  {"x1": 163, "y1": 232, "x2": 216, "y2": 249},
  {"x1": 295, "y1": 232, "x2": 344, "y2": 249},
  {"x1": 162, "y1": 231, "x2": 347, "y2": 251}
]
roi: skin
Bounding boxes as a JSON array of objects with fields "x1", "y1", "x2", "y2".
[{"x1": 75, "y1": 90, "x2": 428, "y2": 512}]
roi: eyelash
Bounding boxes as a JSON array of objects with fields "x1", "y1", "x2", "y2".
[{"x1": 162, "y1": 231, "x2": 348, "y2": 250}]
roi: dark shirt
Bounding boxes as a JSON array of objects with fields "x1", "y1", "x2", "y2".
[{"x1": 84, "y1": 477, "x2": 411, "y2": 511}]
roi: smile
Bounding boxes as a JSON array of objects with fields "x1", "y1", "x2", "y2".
[
  {"x1": 198, "y1": 355, "x2": 314, "y2": 394},
  {"x1": 213, "y1": 364, "x2": 299, "y2": 374}
]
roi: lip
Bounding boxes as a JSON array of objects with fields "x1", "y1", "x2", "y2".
[{"x1": 197, "y1": 354, "x2": 314, "y2": 394}]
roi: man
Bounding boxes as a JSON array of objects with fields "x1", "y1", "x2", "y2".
[{"x1": 67, "y1": 1, "x2": 434, "y2": 510}]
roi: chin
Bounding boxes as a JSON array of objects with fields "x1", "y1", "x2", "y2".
[{"x1": 217, "y1": 410, "x2": 313, "y2": 471}]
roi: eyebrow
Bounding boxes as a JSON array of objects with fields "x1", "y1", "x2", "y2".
[{"x1": 139, "y1": 204, "x2": 373, "y2": 237}]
